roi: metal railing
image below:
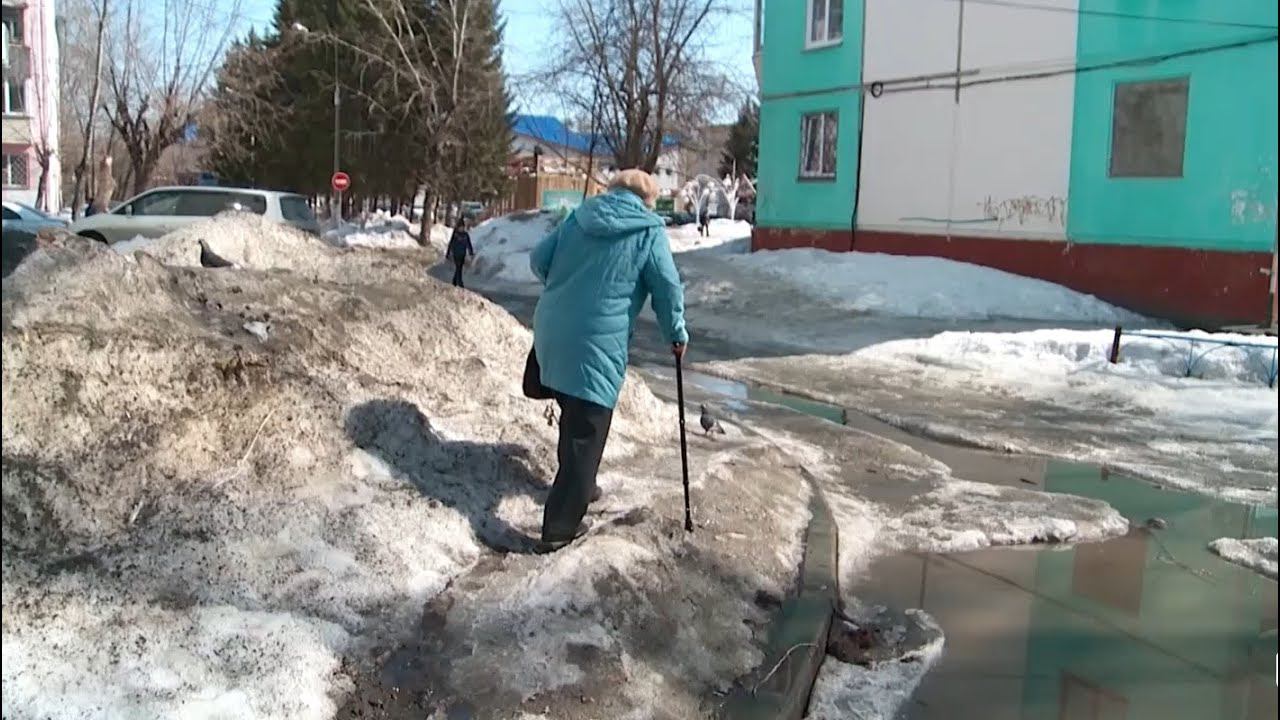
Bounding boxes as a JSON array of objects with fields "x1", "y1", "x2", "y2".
[{"x1": 1108, "y1": 326, "x2": 1279, "y2": 388}]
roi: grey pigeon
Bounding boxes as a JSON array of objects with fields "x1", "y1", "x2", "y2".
[
  {"x1": 198, "y1": 239, "x2": 235, "y2": 268},
  {"x1": 699, "y1": 404, "x2": 725, "y2": 436}
]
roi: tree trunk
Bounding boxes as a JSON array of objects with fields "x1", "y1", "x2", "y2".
[
  {"x1": 71, "y1": 0, "x2": 111, "y2": 219},
  {"x1": 34, "y1": 153, "x2": 51, "y2": 211},
  {"x1": 417, "y1": 191, "x2": 435, "y2": 246}
]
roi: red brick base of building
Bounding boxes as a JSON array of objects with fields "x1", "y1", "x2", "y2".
[{"x1": 751, "y1": 227, "x2": 1274, "y2": 328}]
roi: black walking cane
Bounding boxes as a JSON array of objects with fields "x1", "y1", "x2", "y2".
[{"x1": 674, "y1": 344, "x2": 694, "y2": 532}]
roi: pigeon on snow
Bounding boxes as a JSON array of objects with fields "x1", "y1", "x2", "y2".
[
  {"x1": 199, "y1": 239, "x2": 236, "y2": 269},
  {"x1": 699, "y1": 404, "x2": 725, "y2": 437}
]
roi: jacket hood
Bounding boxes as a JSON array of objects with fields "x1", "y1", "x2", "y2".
[{"x1": 572, "y1": 189, "x2": 664, "y2": 238}]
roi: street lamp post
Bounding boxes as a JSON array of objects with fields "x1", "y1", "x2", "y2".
[
  {"x1": 332, "y1": 46, "x2": 341, "y2": 220},
  {"x1": 291, "y1": 21, "x2": 341, "y2": 221}
]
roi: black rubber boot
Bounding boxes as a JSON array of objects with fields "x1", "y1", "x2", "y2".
[{"x1": 535, "y1": 518, "x2": 593, "y2": 554}]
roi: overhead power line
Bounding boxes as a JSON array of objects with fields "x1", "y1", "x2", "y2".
[
  {"x1": 932, "y1": 0, "x2": 1279, "y2": 31},
  {"x1": 761, "y1": 31, "x2": 1277, "y2": 101},
  {"x1": 879, "y1": 31, "x2": 1278, "y2": 94}
]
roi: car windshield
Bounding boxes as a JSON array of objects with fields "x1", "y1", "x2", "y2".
[
  {"x1": 279, "y1": 196, "x2": 316, "y2": 223},
  {"x1": 15, "y1": 203, "x2": 53, "y2": 220}
]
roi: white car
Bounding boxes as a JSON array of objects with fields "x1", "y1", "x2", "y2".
[{"x1": 68, "y1": 186, "x2": 321, "y2": 244}]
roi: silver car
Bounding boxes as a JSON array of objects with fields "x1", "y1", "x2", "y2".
[
  {"x1": 3, "y1": 201, "x2": 70, "y2": 278},
  {"x1": 68, "y1": 186, "x2": 320, "y2": 244}
]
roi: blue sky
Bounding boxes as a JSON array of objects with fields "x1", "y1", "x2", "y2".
[{"x1": 238, "y1": 0, "x2": 756, "y2": 117}]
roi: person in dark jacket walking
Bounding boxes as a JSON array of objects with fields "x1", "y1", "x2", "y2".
[
  {"x1": 529, "y1": 169, "x2": 688, "y2": 550},
  {"x1": 447, "y1": 219, "x2": 474, "y2": 288}
]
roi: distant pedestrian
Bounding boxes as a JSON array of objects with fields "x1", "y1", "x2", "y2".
[
  {"x1": 447, "y1": 219, "x2": 474, "y2": 288},
  {"x1": 698, "y1": 205, "x2": 710, "y2": 237}
]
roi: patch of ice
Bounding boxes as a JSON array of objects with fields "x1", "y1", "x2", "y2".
[
  {"x1": 243, "y1": 321, "x2": 270, "y2": 342},
  {"x1": 1209, "y1": 537, "x2": 1278, "y2": 579},
  {"x1": 881, "y1": 479, "x2": 1130, "y2": 553}
]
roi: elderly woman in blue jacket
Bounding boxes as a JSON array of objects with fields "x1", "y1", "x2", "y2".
[{"x1": 529, "y1": 169, "x2": 688, "y2": 549}]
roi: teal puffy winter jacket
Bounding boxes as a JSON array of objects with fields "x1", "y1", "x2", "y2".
[{"x1": 531, "y1": 188, "x2": 688, "y2": 409}]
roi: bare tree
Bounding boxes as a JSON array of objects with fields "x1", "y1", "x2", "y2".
[
  {"x1": 60, "y1": 0, "x2": 111, "y2": 218},
  {"x1": 104, "y1": 0, "x2": 240, "y2": 195},
  {"x1": 311, "y1": 0, "x2": 508, "y2": 241},
  {"x1": 542, "y1": 0, "x2": 731, "y2": 173}
]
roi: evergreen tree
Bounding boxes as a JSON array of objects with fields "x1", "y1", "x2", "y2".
[
  {"x1": 208, "y1": 0, "x2": 513, "y2": 220},
  {"x1": 719, "y1": 99, "x2": 759, "y2": 178}
]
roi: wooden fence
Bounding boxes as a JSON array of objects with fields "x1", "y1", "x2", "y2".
[{"x1": 492, "y1": 172, "x2": 606, "y2": 214}]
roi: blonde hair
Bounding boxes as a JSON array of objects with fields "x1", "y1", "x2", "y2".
[{"x1": 608, "y1": 169, "x2": 660, "y2": 208}]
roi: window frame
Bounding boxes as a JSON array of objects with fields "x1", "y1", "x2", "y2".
[
  {"x1": 2, "y1": 78, "x2": 27, "y2": 116},
  {"x1": 127, "y1": 190, "x2": 184, "y2": 217},
  {"x1": 798, "y1": 111, "x2": 839, "y2": 181},
  {"x1": 279, "y1": 195, "x2": 316, "y2": 223},
  {"x1": 1107, "y1": 75, "x2": 1191, "y2": 180},
  {"x1": 173, "y1": 190, "x2": 268, "y2": 217},
  {"x1": 1, "y1": 152, "x2": 29, "y2": 188},
  {"x1": 805, "y1": 0, "x2": 844, "y2": 50}
]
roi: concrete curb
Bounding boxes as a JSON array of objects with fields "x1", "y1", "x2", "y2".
[{"x1": 721, "y1": 469, "x2": 839, "y2": 720}]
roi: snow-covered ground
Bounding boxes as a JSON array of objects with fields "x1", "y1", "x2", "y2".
[
  {"x1": 666, "y1": 218, "x2": 752, "y2": 254},
  {"x1": 726, "y1": 249, "x2": 1145, "y2": 324},
  {"x1": 458, "y1": 208, "x2": 1277, "y2": 503},
  {"x1": 705, "y1": 329, "x2": 1278, "y2": 504},
  {"x1": 1209, "y1": 537, "x2": 1279, "y2": 579},
  {"x1": 0, "y1": 220, "x2": 1138, "y2": 720},
  {"x1": 323, "y1": 211, "x2": 449, "y2": 253},
  {"x1": 467, "y1": 210, "x2": 560, "y2": 285}
]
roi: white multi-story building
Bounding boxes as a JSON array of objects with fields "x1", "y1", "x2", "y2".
[{"x1": 2, "y1": 0, "x2": 60, "y2": 211}]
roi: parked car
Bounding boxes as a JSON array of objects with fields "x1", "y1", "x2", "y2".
[
  {"x1": 460, "y1": 201, "x2": 485, "y2": 218},
  {"x1": 3, "y1": 201, "x2": 68, "y2": 236},
  {"x1": 68, "y1": 186, "x2": 321, "y2": 244},
  {"x1": 2, "y1": 201, "x2": 70, "y2": 278}
]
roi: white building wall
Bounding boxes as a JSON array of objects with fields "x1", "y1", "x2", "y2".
[
  {"x1": 1, "y1": 0, "x2": 59, "y2": 211},
  {"x1": 858, "y1": 0, "x2": 1076, "y2": 240}
]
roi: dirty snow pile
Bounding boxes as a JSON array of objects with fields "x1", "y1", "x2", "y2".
[
  {"x1": 808, "y1": 606, "x2": 945, "y2": 720},
  {"x1": 724, "y1": 249, "x2": 1145, "y2": 323},
  {"x1": 1, "y1": 232, "x2": 812, "y2": 718},
  {"x1": 324, "y1": 211, "x2": 450, "y2": 254},
  {"x1": 466, "y1": 210, "x2": 560, "y2": 286},
  {"x1": 1209, "y1": 537, "x2": 1279, "y2": 579},
  {"x1": 706, "y1": 328, "x2": 1278, "y2": 503}
]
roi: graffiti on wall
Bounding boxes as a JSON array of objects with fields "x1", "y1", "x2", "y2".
[
  {"x1": 1229, "y1": 189, "x2": 1273, "y2": 225},
  {"x1": 978, "y1": 195, "x2": 1068, "y2": 227}
]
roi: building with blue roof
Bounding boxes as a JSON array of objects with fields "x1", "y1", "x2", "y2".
[{"x1": 509, "y1": 114, "x2": 685, "y2": 198}]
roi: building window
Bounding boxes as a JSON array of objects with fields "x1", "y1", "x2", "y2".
[
  {"x1": 806, "y1": 0, "x2": 843, "y2": 48},
  {"x1": 2, "y1": 152, "x2": 29, "y2": 188},
  {"x1": 1109, "y1": 77, "x2": 1189, "y2": 178},
  {"x1": 3, "y1": 80, "x2": 26, "y2": 115},
  {"x1": 799, "y1": 112, "x2": 837, "y2": 179},
  {"x1": 1, "y1": 6, "x2": 23, "y2": 45}
]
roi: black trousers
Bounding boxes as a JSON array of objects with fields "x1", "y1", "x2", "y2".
[
  {"x1": 542, "y1": 392, "x2": 614, "y2": 542},
  {"x1": 451, "y1": 257, "x2": 466, "y2": 288}
]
